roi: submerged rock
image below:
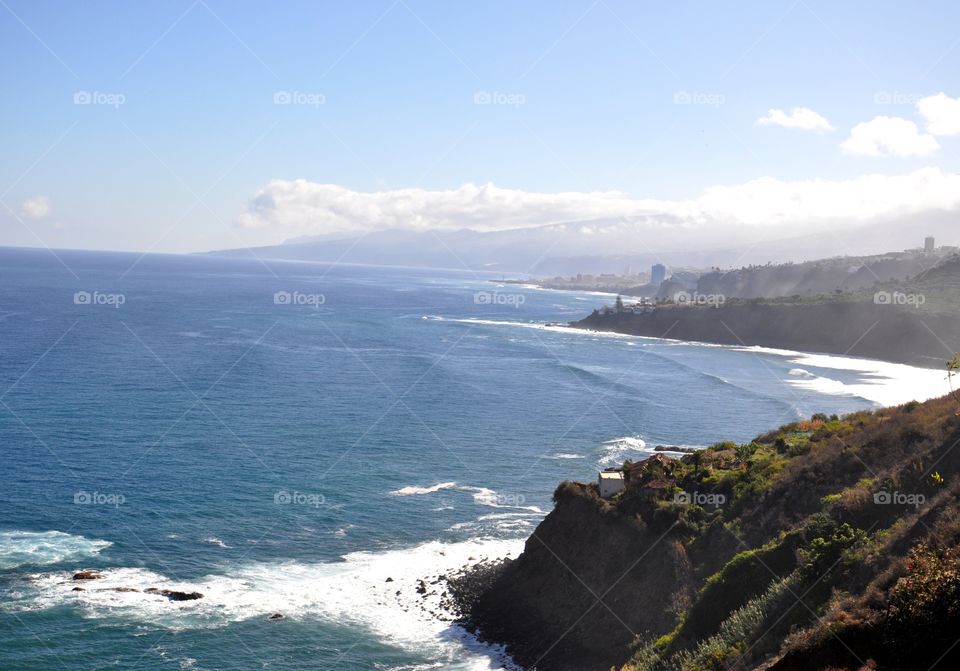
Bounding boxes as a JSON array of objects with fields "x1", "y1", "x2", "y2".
[
  {"x1": 72, "y1": 570, "x2": 103, "y2": 580},
  {"x1": 144, "y1": 588, "x2": 204, "y2": 601},
  {"x1": 268, "y1": 613, "x2": 283, "y2": 620}
]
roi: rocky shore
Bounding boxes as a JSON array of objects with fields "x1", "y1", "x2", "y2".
[{"x1": 451, "y1": 395, "x2": 960, "y2": 670}]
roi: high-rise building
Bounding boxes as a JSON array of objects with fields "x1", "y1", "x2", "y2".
[
  {"x1": 651, "y1": 263, "x2": 666, "y2": 286},
  {"x1": 925, "y1": 236, "x2": 935, "y2": 253}
]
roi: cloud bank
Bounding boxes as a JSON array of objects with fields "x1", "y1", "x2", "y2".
[{"x1": 240, "y1": 168, "x2": 960, "y2": 238}]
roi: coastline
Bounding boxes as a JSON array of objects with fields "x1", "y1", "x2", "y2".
[
  {"x1": 571, "y1": 301, "x2": 960, "y2": 370},
  {"x1": 446, "y1": 316, "x2": 948, "y2": 407},
  {"x1": 453, "y1": 394, "x2": 960, "y2": 671}
]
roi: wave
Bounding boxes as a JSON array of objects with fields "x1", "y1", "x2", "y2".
[
  {"x1": 13, "y1": 537, "x2": 523, "y2": 670},
  {"x1": 598, "y1": 436, "x2": 651, "y2": 467},
  {"x1": 788, "y1": 368, "x2": 816, "y2": 378},
  {"x1": 460, "y1": 486, "x2": 544, "y2": 514},
  {"x1": 547, "y1": 453, "x2": 584, "y2": 460},
  {"x1": 390, "y1": 482, "x2": 458, "y2": 496},
  {"x1": 778, "y1": 351, "x2": 947, "y2": 406},
  {"x1": 0, "y1": 530, "x2": 112, "y2": 570}
]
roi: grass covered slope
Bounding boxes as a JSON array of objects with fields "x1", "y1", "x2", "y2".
[{"x1": 461, "y1": 392, "x2": 960, "y2": 670}]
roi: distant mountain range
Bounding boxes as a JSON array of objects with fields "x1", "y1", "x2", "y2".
[{"x1": 210, "y1": 211, "x2": 959, "y2": 276}]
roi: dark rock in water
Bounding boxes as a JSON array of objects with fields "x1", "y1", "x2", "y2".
[
  {"x1": 102, "y1": 587, "x2": 139, "y2": 593},
  {"x1": 71, "y1": 587, "x2": 85, "y2": 592},
  {"x1": 144, "y1": 587, "x2": 203, "y2": 601},
  {"x1": 72, "y1": 570, "x2": 103, "y2": 580},
  {"x1": 385, "y1": 577, "x2": 394, "y2": 582},
  {"x1": 416, "y1": 580, "x2": 427, "y2": 595},
  {"x1": 268, "y1": 613, "x2": 283, "y2": 620}
]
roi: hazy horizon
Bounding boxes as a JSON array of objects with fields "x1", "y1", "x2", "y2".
[{"x1": 2, "y1": 1, "x2": 959, "y2": 262}]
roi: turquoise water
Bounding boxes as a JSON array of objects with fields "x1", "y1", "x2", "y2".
[{"x1": 0, "y1": 247, "x2": 896, "y2": 669}]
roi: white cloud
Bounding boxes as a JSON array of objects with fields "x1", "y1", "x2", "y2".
[
  {"x1": 756, "y1": 107, "x2": 834, "y2": 131},
  {"x1": 840, "y1": 116, "x2": 939, "y2": 157},
  {"x1": 21, "y1": 196, "x2": 51, "y2": 219},
  {"x1": 918, "y1": 92, "x2": 960, "y2": 136},
  {"x1": 240, "y1": 168, "x2": 960, "y2": 237}
]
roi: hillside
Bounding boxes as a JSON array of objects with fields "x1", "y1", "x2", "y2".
[
  {"x1": 572, "y1": 254, "x2": 960, "y2": 368},
  {"x1": 455, "y1": 393, "x2": 960, "y2": 671},
  {"x1": 694, "y1": 250, "x2": 950, "y2": 300}
]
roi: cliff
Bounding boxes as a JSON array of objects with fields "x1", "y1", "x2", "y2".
[
  {"x1": 571, "y1": 255, "x2": 960, "y2": 369},
  {"x1": 574, "y1": 301, "x2": 959, "y2": 368},
  {"x1": 458, "y1": 395, "x2": 960, "y2": 670}
]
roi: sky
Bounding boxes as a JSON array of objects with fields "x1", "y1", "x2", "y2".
[{"x1": 1, "y1": 0, "x2": 959, "y2": 254}]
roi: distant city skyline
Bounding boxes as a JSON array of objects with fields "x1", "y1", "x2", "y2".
[{"x1": 1, "y1": 1, "x2": 959, "y2": 255}]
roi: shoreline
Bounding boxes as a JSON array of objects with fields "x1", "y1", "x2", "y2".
[
  {"x1": 572, "y1": 301, "x2": 959, "y2": 370},
  {"x1": 447, "y1": 316, "x2": 948, "y2": 408}
]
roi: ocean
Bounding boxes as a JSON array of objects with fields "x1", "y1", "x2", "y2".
[{"x1": 0, "y1": 247, "x2": 946, "y2": 670}]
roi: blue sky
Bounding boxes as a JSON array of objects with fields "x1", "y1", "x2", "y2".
[{"x1": 2, "y1": 0, "x2": 959, "y2": 252}]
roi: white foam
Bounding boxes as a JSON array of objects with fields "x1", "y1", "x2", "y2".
[
  {"x1": 460, "y1": 486, "x2": 543, "y2": 514},
  {"x1": 446, "y1": 317, "x2": 947, "y2": 408},
  {"x1": 598, "y1": 436, "x2": 650, "y2": 467},
  {"x1": 16, "y1": 537, "x2": 524, "y2": 670},
  {"x1": 547, "y1": 453, "x2": 584, "y2": 460},
  {"x1": 203, "y1": 538, "x2": 230, "y2": 549},
  {"x1": 788, "y1": 368, "x2": 816, "y2": 378},
  {"x1": 775, "y1": 352, "x2": 947, "y2": 406},
  {"x1": 0, "y1": 530, "x2": 112, "y2": 570},
  {"x1": 390, "y1": 482, "x2": 458, "y2": 496},
  {"x1": 450, "y1": 317, "x2": 638, "y2": 339}
]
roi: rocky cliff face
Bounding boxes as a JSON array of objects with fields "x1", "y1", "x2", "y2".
[
  {"x1": 466, "y1": 483, "x2": 695, "y2": 671},
  {"x1": 575, "y1": 301, "x2": 959, "y2": 368},
  {"x1": 460, "y1": 396, "x2": 960, "y2": 671}
]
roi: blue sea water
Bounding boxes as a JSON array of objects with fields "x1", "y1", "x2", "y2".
[{"x1": 0, "y1": 247, "x2": 924, "y2": 670}]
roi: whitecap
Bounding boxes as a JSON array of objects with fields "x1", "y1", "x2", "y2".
[
  {"x1": 17, "y1": 538, "x2": 524, "y2": 670},
  {"x1": 390, "y1": 482, "x2": 458, "y2": 496},
  {"x1": 598, "y1": 436, "x2": 650, "y2": 467},
  {"x1": 0, "y1": 530, "x2": 111, "y2": 570}
]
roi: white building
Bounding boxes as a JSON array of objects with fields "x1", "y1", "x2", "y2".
[{"x1": 598, "y1": 470, "x2": 625, "y2": 498}]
